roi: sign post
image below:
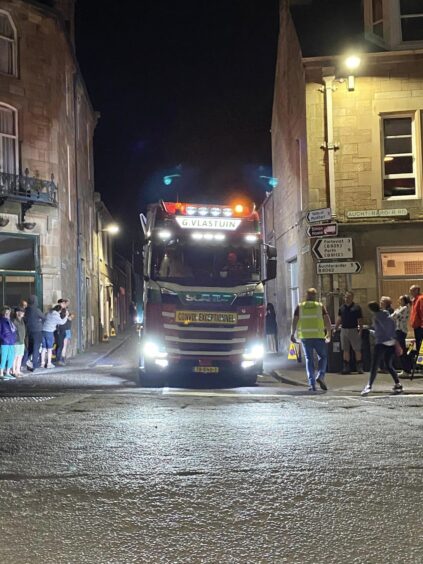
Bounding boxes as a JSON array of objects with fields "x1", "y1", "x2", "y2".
[
  {"x1": 316, "y1": 261, "x2": 361, "y2": 275},
  {"x1": 306, "y1": 207, "x2": 332, "y2": 223},
  {"x1": 307, "y1": 222, "x2": 338, "y2": 238},
  {"x1": 312, "y1": 238, "x2": 353, "y2": 260}
]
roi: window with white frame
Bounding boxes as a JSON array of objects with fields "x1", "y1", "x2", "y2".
[
  {"x1": 371, "y1": 0, "x2": 384, "y2": 38},
  {"x1": 382, "y1": 114, "x2": 417, "y2": 199},
  {"x1": 0, "y1": 11, "x2": 16, "y2": 76},
  {"x1": 0, "y1": 104, "x2": 17, "y2": 174},
  {"x1": 400, "y1": 0, "x2": 423, "y2": 42},
  {"x1": 288, "y1": 259, "x2": 299, "y2": 316}
]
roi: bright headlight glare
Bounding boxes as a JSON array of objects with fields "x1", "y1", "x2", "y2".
[
  {"x1": 241, "y1": 360, "x2": 255, "y2": 369},
  {"x1": 155, "y1": 359, "x2": 169, "y2": 368},
  {"x1": 245, "y1": 234, "x2": 258, "y2": 243},
  {"x1": 192, "y1": 232, "x2": 203, "y2": 240},
  {"x1": 186, "y1": 206, "x2": 197, "y2": 215},
  {"x1": 143, "y1": 341, "x2": 167, "y2": 359},
  {"x1": 214, "y1": 233, "x2": 225, "y2": 241},
  {"x1": 243, "y1": 343, "x2": 264, "y2": 361},
  {"x1": 204, "y1": 233, "x2": 213, "y2": 240},
  {"x1": 210, "y1": 207, "x2": 221, "y2": 216},
  {"x1": 198, "y1": 207, "x2": 209, "y2": 216},
  {"x1": 222, "y1": 207, "x2": 232, "y2": 217},
  {"x1": 158, "y1": 230, "x2": 172, "y2": 240}
]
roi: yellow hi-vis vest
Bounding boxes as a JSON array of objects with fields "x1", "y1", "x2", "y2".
[{"x1": 297, "y1": 301, "x2": 325, "y2": 339}]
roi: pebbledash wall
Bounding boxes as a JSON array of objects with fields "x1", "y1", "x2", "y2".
[
  {"x1": 0, "y1": 0, "x2": 99, "y2": 353},
  {"x1": 266, "y1": 0, "x2": 423, "y2": 352}
]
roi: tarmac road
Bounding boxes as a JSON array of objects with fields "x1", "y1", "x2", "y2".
[{"x1": 0, "y1": 336, "x2": 422, "y2": 563}]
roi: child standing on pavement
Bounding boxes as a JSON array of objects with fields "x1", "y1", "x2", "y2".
[
  {"x1": 42, "y1": 305, "x2": 68, "y2": 369},
  {"x1": 0, "y1": 306, "x2": 17, "y2": 380},
  {"x1": 12, "y1": 307, "x2": 26, "y2": 378}
]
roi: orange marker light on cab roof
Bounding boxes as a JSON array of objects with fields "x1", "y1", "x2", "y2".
[{"x1": 234, "y1": 204, "x2": 244, "y2": 214}]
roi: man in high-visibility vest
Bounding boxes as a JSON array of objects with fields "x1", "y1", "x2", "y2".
[{"x1": 291, "y1": 288, "x2": 332, "y2": 391}]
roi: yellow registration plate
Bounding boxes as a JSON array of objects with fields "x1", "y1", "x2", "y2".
[
  {"x1": 193, "y1": 366, "x2": 220, "y2": 373},
  {"x1": 175, "y1": 310, "x2": 237, "y2": 325}
]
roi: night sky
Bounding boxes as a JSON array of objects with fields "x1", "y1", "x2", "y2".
[{"x1": 75, "y1": 1, "x2": 279, "y2": 251}]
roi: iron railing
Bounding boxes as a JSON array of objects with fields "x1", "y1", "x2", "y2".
[{"x1": 0, "y1": 169, "x2": 57, "y2": 206}]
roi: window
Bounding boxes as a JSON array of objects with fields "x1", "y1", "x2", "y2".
[
  {"x1": 400, "y1": 0, "x2": 423, "y2": 41},
  {"x1": 0, "y1": 11, "x2": 16, "y2": 76},
  {"x1": 382, "y1": 115, "x2": 417, "y2": 199},
  {"x1": 379, "y1": 248, "x2": 423, "y2": 303},
  {"x1": 0, "y1": 104, "x2": 17, "y2": 174},
  {"x1": 372, "y1": 0, "x2": 384, "y2": 37},
  {"x1": 288, "y1": 259, "x2": 299, "y2": 316}
]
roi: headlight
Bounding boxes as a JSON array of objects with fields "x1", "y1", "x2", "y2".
[
  {"x1": 143, "y1": 340, "x2": 168, "y2": 359},
  {"x1": 243, "y1": 343, "x2": 264, "y2": 361}
]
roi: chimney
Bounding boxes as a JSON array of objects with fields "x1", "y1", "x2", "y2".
[{"x1": 54, "y1": 0, "x2": 75, "y2": 45}]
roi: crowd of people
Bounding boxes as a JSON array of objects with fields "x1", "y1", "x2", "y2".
[
  {"x1": 289, "y1": 285, "x2": 423, "y2": 395},
  {"x1": 0, "y1": 296, "x2": 74, "y2": 380}
]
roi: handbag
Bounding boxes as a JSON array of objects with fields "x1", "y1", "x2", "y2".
[{"x1": 394, "y1": 340, "x2": 403, "y2": 357}]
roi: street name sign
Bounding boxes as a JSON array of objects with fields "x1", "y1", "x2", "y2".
[
  {"x1": 346, "y1": 208, "x2": 408, "y2": 219},
  {"x1": 307, "y1": 222, "x2": 338, "y2": 238},
  {"x1": 306, "y1": 207, "x2": 332, "y2": 223},
  {"x1": 312, "y1": 237, "x2": 353, "y2": 259},
  {"x1": 317, "y1": 261, "x2": 361, "y2": 275}
]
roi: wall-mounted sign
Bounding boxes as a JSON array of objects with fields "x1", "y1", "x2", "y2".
[
  {"x1": 317, "y1": 261, "x2": 361, "y2": 274},
  {"x1": 306, "y1": 207, "x2": 332, "y2": 223},
  {"x1": 175, "y1": 217, "x2": 242, "y2": 230},
  {"x1": 312, "y1": 238, "x2": 353, "y2": 260},
  {"x1": 346, "y1": 209, "x2": 408, "y2": 219},
  {"x1": 307, "y1": 222, "x2": 338, "y2": 238}
]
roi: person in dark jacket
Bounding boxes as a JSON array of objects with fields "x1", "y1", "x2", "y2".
[
  {"x1": 0, "y1": 306, "x2": 17, "y2": 379},
  {"x1": 265, "y1": 303, "x2": 278, "y2": 353},
  {"x1": 24, "y1": 295, "x2": 46, "y2": 372},
  {"x1": 54, "y1": 298, "x2": 70, "y2": 366},
  {"x1": 361, "y1": 301, "x2": 403, "y2": 396}
]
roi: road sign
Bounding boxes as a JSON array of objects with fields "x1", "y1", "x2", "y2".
[
  {"x1": 307, "y1": 222, "x2": 338, "y2": 238},
  {"x1": 317, "y1": 261, "x2": 361, "y2": 274},
  {"x1": 346, "y1": 208, "x2": 408, "y2": 219},
  {"x1": 306, "y1": 207, "x2": 332, "y2": 223},
  {"x1": 312, "y1": 237, "x2": 353, "y2": 260}
]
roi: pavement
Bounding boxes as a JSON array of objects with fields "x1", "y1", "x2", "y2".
[
  {"x1": 264, "y1": 351, "x2": 423, "y2": 395},
  {"x1": 20, "y1": 328, "x2": 135, "y2": 376}
]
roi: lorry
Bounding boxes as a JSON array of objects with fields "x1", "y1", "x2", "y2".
[{"x1": 139, "y1": 200, "x2": 276, "y2": 386}]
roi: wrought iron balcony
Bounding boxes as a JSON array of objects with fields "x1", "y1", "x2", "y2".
[{"x1": 0, "y1": 169, "x2": 57, "y2": 206}]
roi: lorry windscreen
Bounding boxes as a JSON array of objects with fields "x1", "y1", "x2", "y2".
[{"x1": 151, "y1": 240, "x2": 261, "y2": 286}]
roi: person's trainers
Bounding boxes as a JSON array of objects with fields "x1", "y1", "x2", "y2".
[
  {"x1": 361, "y1": 384, "x2": 372, "y2": 396},
  {"x1": 3, "y1": 374, "x2": 16, "y2": 380},
  {"x1": 26, "y1": 360, "x2": 33, "y2": 369},
  {"x1": 308, "y1": 385, "x2": 317, "y2": 392},
  {"x1": 46, "y1": 363, "x2": 55, "y2": 369},
  {"x1": 392, "y1": 383, "x2": 403, "y2": 394},
  {"x1": 55, "y1": 361, "x2": 66, "y2": 367},
  {"x1": 356, "y1": 363, "x2": 364, "y2": 374},
  {"x1": 397, "y1": 371, "x2": 411, "y2": 379},
  {"x1": 341, "y1": 368, "x2": 351, "y2": 375},
  {"x1": 316, "y1": 377, "x2": 328, "y2": 391}
]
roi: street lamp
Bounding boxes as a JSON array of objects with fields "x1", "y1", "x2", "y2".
[
  {"x1": 259, "y1": 175, "x2": 279, "y2": 189},
  {"x1": 163, "y1": 174, "x2": 181, "y2": 186},
  {"x1": 103, "y1": 223, "x2": 120, "y2": 235},
  {"x1": 344, "y1": 54, "x2": 361, "y2": 91}
]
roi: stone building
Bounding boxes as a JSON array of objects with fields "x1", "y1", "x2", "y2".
[
  {"x1": 265, "y1": 0, "x2": 423, "y2": 350},
  {"x1": 0, "y1": 0, "x2": 98, "y2": 352}
]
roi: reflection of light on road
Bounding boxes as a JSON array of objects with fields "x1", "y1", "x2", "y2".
[{"x1": 161, "y1": 390, "x2": 287, "y2": 398}]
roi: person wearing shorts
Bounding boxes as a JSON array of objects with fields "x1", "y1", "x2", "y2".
[
  {"x1": 42, "y1": 305, "x2": 68, "y2": 369},
  {"x1": 13, "y1": 307, "x2": 26, "y2": 377},
  {"x1": 335, "y1": 291, "x2": 364, "y2": 374}
]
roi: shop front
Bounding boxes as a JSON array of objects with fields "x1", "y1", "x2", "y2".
[{"x1": 0, "y1": 233, "x2": 41, "y2": 307}]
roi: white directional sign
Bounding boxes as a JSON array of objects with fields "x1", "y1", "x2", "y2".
[
  {"x1": 306, "y1": 207, "x2": 332, "y2": 223},
  {"x1": 312, "y1": 237, "x2": 353, "y2": 260},
  {"x1": 317, "y1": 261, "x2": 361, "y2": 274},
  {"x1": 307, "y1": 222, "x2": 338, "y2": 238}
]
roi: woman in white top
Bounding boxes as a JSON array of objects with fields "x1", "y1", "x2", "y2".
[{"x1": 391, "y1": 295, "x2": 412, "y2": 376}]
